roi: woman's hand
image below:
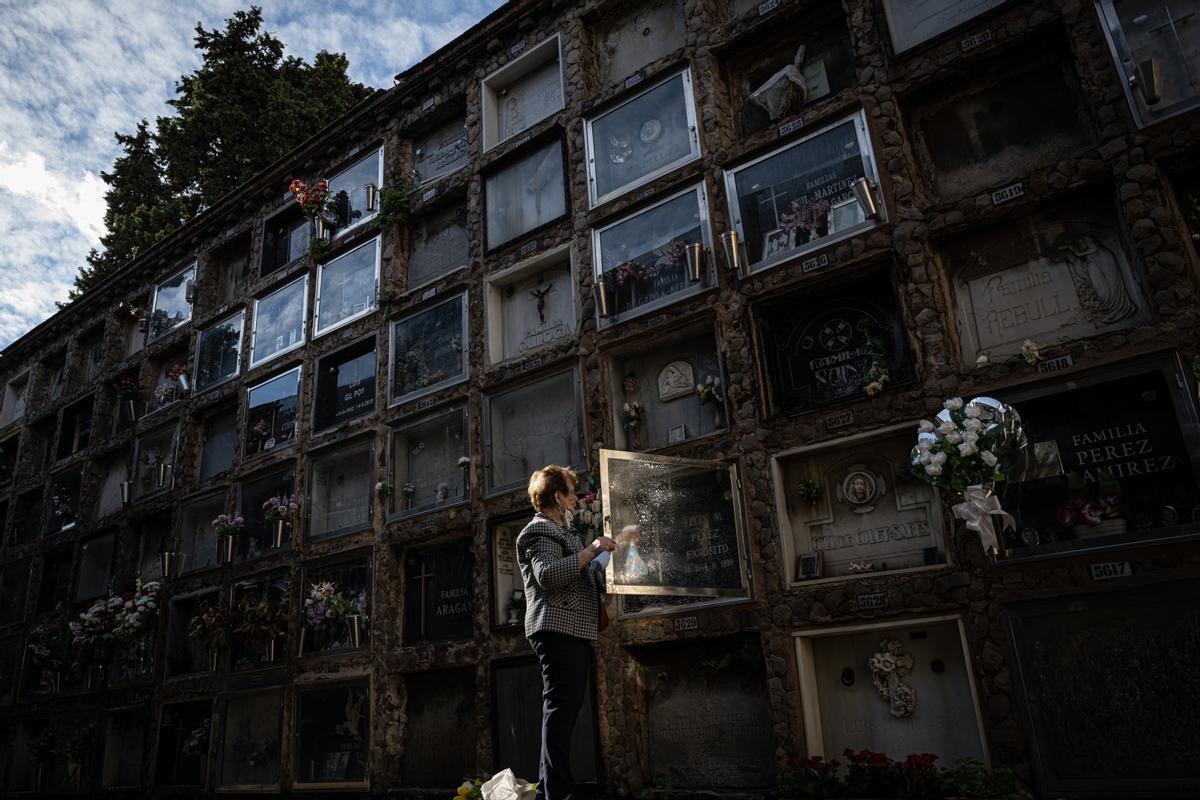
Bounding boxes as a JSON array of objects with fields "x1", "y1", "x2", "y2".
[{"x1": 577, "y1": 536, "x2": 616, "y2": 570}]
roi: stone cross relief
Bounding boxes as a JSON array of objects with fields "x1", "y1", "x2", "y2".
[{"x1": 869, "y1": 638, "x2": 916, "y2": 718}]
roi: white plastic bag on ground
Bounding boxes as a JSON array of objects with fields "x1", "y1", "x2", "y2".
[{"x1": 481, "y1": 768, "x2": 536, "y2": 800}]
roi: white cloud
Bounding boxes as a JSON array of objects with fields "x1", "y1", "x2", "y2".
[{"x1": 0, "y1": 0, "x2": 503, "y2": 349}]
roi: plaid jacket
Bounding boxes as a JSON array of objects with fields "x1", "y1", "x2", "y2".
[{"x1": 516, "y1": 512, "x2": 605, "y2": 640}]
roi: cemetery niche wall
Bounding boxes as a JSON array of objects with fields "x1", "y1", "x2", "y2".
[{"x1": 3, "y1": 0, "x2": 1200, "y2": 796}]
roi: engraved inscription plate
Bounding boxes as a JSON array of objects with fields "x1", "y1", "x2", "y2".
[
  {"x1": 882, "y1": 0, "x2": 1007, "y2": 54},
  {"x1": 780, "y1": 428, "x2": 945, "y2": 578},
  {"x1": 497, "y1": 59, "x2": 563, "y2": 142},
  {"x1": 409, "y1": 205, "x2": 469, "y2": 289},
  {"x1": 499, "y1": 264, "x2": 574, "y2": 361},
  {"x1": 947, "y1": 196, "x2": 1150, "y2": 359}
]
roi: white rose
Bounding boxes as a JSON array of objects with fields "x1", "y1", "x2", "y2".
[
  {"x1": 976, "y1": 353, "x2": 990, "y2": 367},
  {"x1": 962, "y1": 417, "x2": 983, "y2": 431},
  {"x1": 918, "y1": 420, "x2": 934, "y2": 433},
  {"x1": 924, "y1": 463, "x2": 943, "y2": 476},
  {"x1": 964, "y1": 404, "x2": 981, "y2": 419},
  {"x1": 981, "y1": 450, "x2": 998, "y2": 466},
  {"x1": 937, "y1": 420, "x2": 957, "y2": 436},
  {"x1": 916, "y1": 439, "x2": 933, "y2": 452},
  {"x1": 931, "y1": 452, "x2": 947, "y2": 465},
  {"x1": 958, "y1": 441, "x2": 977, "y2": 457},
  {"x1": 946, "y1": 430, "x2": 963, "y2": 444},
  {"x1": 944, "y1": 397, "x2": 964, "y2": 411},
  {"x1": 919, "y1": 451, "x2": 932, "y2": 465}
]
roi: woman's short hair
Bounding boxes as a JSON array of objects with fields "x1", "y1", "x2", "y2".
[{"x1": 528, "y1": 465, "x2": 578, "y2": 511}]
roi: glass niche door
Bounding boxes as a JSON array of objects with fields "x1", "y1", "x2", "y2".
[{"x1": 599, "y1": 448, "x2": 750, "y2": 597}]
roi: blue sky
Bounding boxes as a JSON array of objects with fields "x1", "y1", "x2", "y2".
[{"x1": 0, "y1": 0, "x2": 504, "y2": 348}]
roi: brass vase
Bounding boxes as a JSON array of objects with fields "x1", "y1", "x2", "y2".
[
  {"x1": 345, "y1": 614, "x2": 363, "y2": 649},
  {"x1": 272, "y1": 518, "x2": 286, "y2": 549}
]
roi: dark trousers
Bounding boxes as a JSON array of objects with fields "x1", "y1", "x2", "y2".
[{"x1": 528, "y1": 631, "x2": 591, "y2": 800}]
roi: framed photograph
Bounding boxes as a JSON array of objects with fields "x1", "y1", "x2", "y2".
[
  {"x1": 796, "y1": 551, "x2": 823, "y2": 580},
  {"x1": 829, "y1": 197, "x2": 866, "y2": 233},
  {"x1": 763, "y1": 228, "x2": 792, "y2": 259},
  {"x1": 667, "y1": 424, "x2": 688, "y2": 444}
]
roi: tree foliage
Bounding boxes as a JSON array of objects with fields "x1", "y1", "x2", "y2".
[{"x1": 67, "y1": 6, "x2": 373, "y2": 303}]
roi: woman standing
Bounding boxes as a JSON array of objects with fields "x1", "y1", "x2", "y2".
[{"x1": 516, "y1": 465, "x2": 615, "y2": 800}]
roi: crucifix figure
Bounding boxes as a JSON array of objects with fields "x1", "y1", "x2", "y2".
[
  {"x1": 411, "y1": 558, "x2": 436, "y2": 639},
  {"x1": 529, "y1": 282, "x2": 555, "y2": 324}
]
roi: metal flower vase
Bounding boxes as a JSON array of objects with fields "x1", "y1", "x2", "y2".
[
  {"x1": 124, "y1": 399, "x2": 140, "y2": 421},
  {"x1": 263, "y1": 638, "x2": 277, "y2": 663},
  {"x1": 345, "y1": 614, "x2": 363, "y2": 648},
  {"x1": 272, "y1": 518, "x2": 287, "y2": 549},
  {"x1": 160, "y1": 551, "x2": 177, "y2": 580},
  {"x1": 218, "y1": 535, "x2": 236, "y2": 565},
  {"x1": 208, "y1": 649, "x2": 220, "y2": 672}
]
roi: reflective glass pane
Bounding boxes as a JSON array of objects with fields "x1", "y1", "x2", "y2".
[
  {"x1": 731, "y1": 118, "x2": 871, "y2": 269},
  {"x1": 595, "y1": 188, "x2": 707, "y2": 316},
  {"x1": 326, "y1": 149, "x2": 381, "y2": 234},
  {"x1": 485, "y1": 141, "x2": 566, "y2": 248},
  {"x1": 390, "y1": 293, "x2": 466, "y2": 402},
  {"x1": 246, "y1": 369, "x2": 300, "y2": 456},
  {"x1": 149, "y1": 265, "x2": 195, "y2": 341},
  {"x1": 316, "y1": 238, "x2": 377, "y2": 334},
  {"x1": 589, "y1": 72, "x2": 695, "y2": 201},
  {"x1": 196, "y1": 312, "x2": 243, "y2": 391},
  {"x1": 252, "y1": 278, "x2": 306, "y2": 366}
]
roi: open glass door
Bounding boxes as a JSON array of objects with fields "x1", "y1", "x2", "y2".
[{"x1": 599, "y1": 448, "x2": 751, "y2": 598}]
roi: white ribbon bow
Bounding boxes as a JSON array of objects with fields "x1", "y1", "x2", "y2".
[{"x1": 952, "y1": 485, "x2": 1015, "y2": 555}]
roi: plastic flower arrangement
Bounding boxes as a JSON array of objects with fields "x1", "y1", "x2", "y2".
[
  {"x1": 779, "y1": 197, "x2": 831, "y2": 237},
  {"x1": 569, "y1": 473, "x2": 604, "y2": 542},
  {"x1": 664, "y1": 238, "x2": 691, "y2": 268},
  {"x1": 181, "y1": 719, "x2": 210, "y2": 758},
  {"x1": 262, "y1": 494, "x2": 299, "y2": 523},
  {"x1": 69, "y1": 579, "x2": 161, "y2": 650},
  {"x1": 622, "y1": 400, "x2": 644, "y2": 429},
  {"x1": 304, "y1": 581, "x2": 368, "y2": 629},
  {"x1": 695, "y1": 375, "x2": 723, "y2": 406},
  {"x1": 211, "y1": 513, "x2": 245, "y2": 538},
  {"x1": 861, "y1": 328, "x2": 890, "y2": 397},
  {"x1": 113, "y1": 302, "x2": 143, "y2": 321},
  {"x1": 288, "y1": 177, "x2": 329, "y2": 220},
  {"x1": 253, "y1": 419, "x2": 270, "y2": 438},
  {"x1": 236, "y1": 590, "x2": 287, "y2": 643},
  {"x1": 796, "y1": 479, "x2": 821, "y2": 505},
  {"x1": 166, "y1": 363, "x2": 187, "y2": 379},
  {"x1": 612, "y1": 260, "x2": 649, "y2": 288},
  {"x1": 187, "y1": 601, "x2": 241, "y2": 653},
  {"x1": 1057, "y1": 495, "x2": 1128, "y2": 527},
  {"x1": 110, "y1": 374, "x2": 143, "y2": 398}
]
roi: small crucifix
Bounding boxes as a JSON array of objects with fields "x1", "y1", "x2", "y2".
[
  {"x1": 529, "y1": 281, "x2": 555, "y2": 324},
  {"x1": 411, "y1": 558, "x2": 436, "y2": 639}
]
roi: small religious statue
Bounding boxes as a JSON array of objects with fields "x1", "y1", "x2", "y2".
[
  {"x1": 529, "y1": 281, "x2": 554, "y2": 324},
  {"x1": 657, "y1": 360, "x2": 695, "y2": 402},
  {"x1": 869, "y1": 638, "x2": 916, "y2": 718},
  {"x1": 622, "y1": 371, "x2": 638, "y2": 395},
  {"x1": 836, "y1": 466, "x2": 887, "y2": 514}
]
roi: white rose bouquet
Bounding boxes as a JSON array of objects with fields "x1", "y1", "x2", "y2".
[
  {"x1": 910, "y1": 396, "x2": 1028, "y2": 554},
  {"x1": 911, "y1": 397, "x2": 1026, "y2": 494}
]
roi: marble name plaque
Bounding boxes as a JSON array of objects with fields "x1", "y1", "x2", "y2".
[
  {"x1": 758, "y1": 275, "x2": 914, "y2": 413},
  {"x1": 404, "y1": 543, "x2": 474, "y2": 644},
  {"x1": 809, "y1": 620, "x2": 985, "y2": 762},
  {"x1": 781, "y1": 428, "x2": 944, "y2": 578},
  {"x1": 408, "y1": 204, "x2": 469, "y2": 289},
  {"x1": 499, "y1": 264, "x2": 574, "y2": 361},
  {"x1": 947, "y1": 197, "x2": 1150, "y2": 359},
  {"x1": 415, "y1": 118, "x2": 468, "y2": 184},
  {"x1": 882, "y1": 0, "x2": 1007, "y2": 54},
  {"x1": 314, "y1": 338, "x2": 376, "y2": 431},
  {"x1": 496, "y1": 59, "x2": 563, "y2": 143}
]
